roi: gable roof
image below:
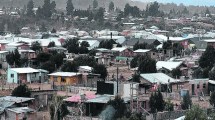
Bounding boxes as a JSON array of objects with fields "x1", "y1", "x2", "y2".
[
  {"x1": 0, "y1": 96, "x2": 34, "y2": 103},
  {"x1": 156, "y1": 61, "x2": 183, "y2": 71},
  {"x1": 122, "y1": 38, "x2": 160, "y2": 46},
  {"x1": 140, "y1": 73, "x2": 177, "y2": 84},
  {"x1": 134, "y1": 49, "x2": 151, "y2": 53},
  {"x1": 111, "y1": 47, "x2": 128, "y2": 52},
  {"x1": 48, "y1": 72, "x2": 81, "y2": 77},
  {"x1": 10, "y1": 67, "x2": 39, "y2": 73}
]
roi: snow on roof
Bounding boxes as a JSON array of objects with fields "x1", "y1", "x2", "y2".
[
  {"x1": 156, "y1": 61, "x2": 183, "y2": 71},
  {"x1": 209, "y1": 80, "x2": 215, "y2": 85},
  {"x1": 48, "y1": 72, "x2": 81, "y2": 77},
  {"x1": 8, "y1": 107, "x2": 35, "y2": 114},
  {"x1": 174, "y1": 116, "x2": 185, "y2": 120},
  {"x1": 79, "y1": 40, "x2": 98, "y2": 47},
  {"x1": 0, "y1": 51, "x2": 9, "y2": 54},
  {"x1": 134, "y1": 49, "x2": 151, "y2": 53},
  {"x1": 37, "y1": 38, "x2": 62, "y2": 47},
  {"x1": 140, "y1": 73, "x2": 177, "y2": 84},
  {"x1": 18, "y1": 49, "x2": 35, "y2": 53},
  {"x1": 0, "y1": 96, "x2": 34, "y2": 103},
  {"x1": 111, "y1": 47, "x2": 127, "y2": 52},
  {"x1": 96, "y1": 48, "x2": 109, "y2": 51},
  {"x1": 79, "y1": 66, "x2": 92, "y2": 71},
  {"x1": 10, "y1": 67, "x2": 39, "y2": 73},
  {"x1": 6, "y1": 42, "x2": 25, "y2": 47},
  {"x1": 204, "y1": 39, "x2": 215, "y2": 42},
  {"x1": 156, "y1": 44, "x2": 163, "y2": 49},
  {"x1": 86, "y1": 95, "x2": 112, "y2": 103},
  {"x1": 98, "y1": 35, "x2": 124, "y2": 39},
  {"x1": 0, "y1": 40, "x2": 11, "y2": 44}
]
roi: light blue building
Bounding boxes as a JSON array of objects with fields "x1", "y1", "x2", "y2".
[{"x1": 7, "y1": 67, "x2": 48, "y2": 84}]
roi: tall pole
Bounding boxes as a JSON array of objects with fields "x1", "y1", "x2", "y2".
[{"x1": 116, "y1": 64, "x2": 119, "y2": 94}]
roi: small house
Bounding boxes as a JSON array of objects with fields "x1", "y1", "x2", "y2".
[
  {"x1": 48, "y1": 72, "x2": 82, "y2": 86},
  {"x1": 139, "y1": 73, "x2": 178, "y2": 93},
  {"x1": 111, "y1": 47, "x2": 133, "y2": 57},
  {"x1": 7, "y1": 68, "x2": 48, "y2": 84},
  {"x1": 156, "y1": 61, "x2": 188, "y2": 77}
]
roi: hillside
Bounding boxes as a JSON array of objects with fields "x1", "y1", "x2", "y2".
[{"x1": 0, "y1": 0, "x2": 147, "y2": 10}]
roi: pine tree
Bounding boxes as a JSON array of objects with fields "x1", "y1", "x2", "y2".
[
  {"x1": 109, "y1": 1, "x2": 114, "y2": 12},
  {"x1": 199, "y1": 45, "x2": 215, "y2": 69},
  {"x1": 50, "y1": 1, "x2": 56, "y2": 13},
  {"x1": 26, "y1": 0, "x2": 34, "y2": 17},
  {"x1": 12, "y1": 84, "x2": 31, "y2": 97},
  {"x1": 138, "y1": 56, "x2": 157, "y2": 73},
  {"x1": 93, "y1": 0, "x2": 98, "y2": 9},
  {"x1": 42, "y1": 0, "x2": 52, "y2": 18},
  {"x1": 156, "y1": 90, "x2": 165, "y2": 111},
  {"x1": 181, "y1": 93, "x2": 192, "y2": 110},
  {"x1": 210, "y1": 92, "x2": 215, "y2": 108},
  {"x1": 66, "y1": 0, "x2": 74, "y2": 15},
  {"x1": 14, "y1": 49, "x2": 21, "y2": 67}
]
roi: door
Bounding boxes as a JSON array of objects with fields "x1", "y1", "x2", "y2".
[{"x1": 192, "y1": 84, "x2": 195, "y2": 95}]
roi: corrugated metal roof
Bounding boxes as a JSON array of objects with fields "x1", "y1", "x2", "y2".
[
  {"x1": 156, "y1": 61, "x2": 183, "y2": 71},
  {"x1": 0, "y1": 96, "x2": 34, "y2": 103},
  {"x1": 7, "y1": 107, "x2": 35, "y2": 113},
  {"x1": 140, "y1": 73, "x2": 177, "y2": 84},
  {"x1": 48, "y1": 72, "x2": 81, "y2": 77},
  {"x1": 10, "y1": 67, "x2": 39, "y2": 73}
]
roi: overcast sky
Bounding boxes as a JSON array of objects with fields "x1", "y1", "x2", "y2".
[{"x1": 136, "y1": 0, "x2": 215, "y2": 6}]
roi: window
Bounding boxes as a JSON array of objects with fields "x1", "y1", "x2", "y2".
[
  {"x1": 203, "y1": 83, "x2": 206, "y2": 88},
  {"x1": 32, "y1": 73, "x2": 36, "y2": 78},
  {"x1": 61, "y1": 77, "x2": 66, "y2": 83},
  {"x1": 53, "y1": 77, "x2": 58, "y2": 82},
  {"x1": 197, "y1": 84, "x2": 200, "y2": 89},
  {"x1": 11, "y1": 74, "x2": 14, "y2": 78}
]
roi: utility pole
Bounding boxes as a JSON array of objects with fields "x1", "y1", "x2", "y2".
[{"x1": 116, "y1": 64, "x2": 119, "y2": 94}]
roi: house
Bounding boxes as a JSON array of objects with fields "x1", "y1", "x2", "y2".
[
  {"x1": 31, "y1": 90, "x2": 57, "y2": 110},
  {"x1": 18, "y1": 49, "x2": 36, "y2": 60},
  {"x1": 5, "y1": 107, "x2": 36, "y2": 120},
  {"x1": 0, "y1": 40, "x2": 11, "y2": 50},
  {"x1": 78, "y1": 40, "x2": 100, "y2": 50},
  {"x1": 111, "y1": 47, "x2": 133, "y2": 57},
  {"x1": 0, "y1": 51, "x2": 9, "y2": 69},
  {"x1": 139, "y1": 73, "x2": 178, "y2": 93},
  {"x1": 5, "y1": 41, "x2": 30, "y2": 51},
  {"x1": 156, "y1": 61, "x2": 188, "y2": 77},
  {"x1": 204, "y1": 39, "x2": 215, "y2": 48},
  {"x1": 7, "y1": 68, "x2": 48, "y2": 84},
  {"x1": 98, "y1": 36, "x2": 126, "y2": 44},
  {"x1": 134, "y1": 49, "x2": 150, "y2": 55},
  {"x1": 94, "y1": 48, "x2": 113, "y2": 65},
  {"x1": 48, "y1": 72, "x2": 82, "y2": 86},
  {"x1": 47, "y1": 46, "x2": 67, "y2": 53},
  {"x1": 122, "y1": 38, "x2": 161, "y2": 48},
  {"x1": 171, "y1": 78, "x2": 209, "y2": 96},
  {"x1": 0, "y1": 96, "x2": 36, "y2": 120}
]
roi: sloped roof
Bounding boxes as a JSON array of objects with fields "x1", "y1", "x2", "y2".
[
  {"x1": 140, "y1": 73, "x2": 177, "y2": 84},
  {"x1": 156, "y1": 61, "x2": 183, "y2": 71},
  {"x1": 79, "y1": 66, "x2": 92, "y2": 72},
  {"x1": 0, "y1": 96, "x2": 34, "y2": 103},
  {"x1": 48, "y1": 72, "x2": 81, "y2": 77},
  {"x1": 122, "y1": 38, "x2": 160, "y2": 46},
  {"x1": 10, "y1": 67, "x2": 39, "y2": 73},
  {"x1": 7, "y1": 107, "x2": 35, "y2": 114},
  {"x1": 111, "y1": 47, "x2": 128, "y2": 52},
  {"x1": 134, "y1": 49, "x2": 151, "y2": 53}
]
